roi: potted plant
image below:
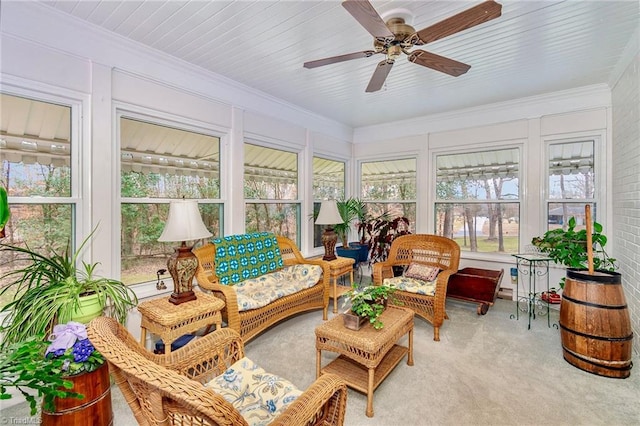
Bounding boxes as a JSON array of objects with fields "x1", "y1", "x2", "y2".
[
  {"x1": 334, "y1": 197, "x2": 364, "y2": 261},
  {"x1": 531, "y1": 216, "x2": 616, "y2": 289},
  {"x1": 0, "y1": 228, "x2": 138, "y2": 347},
  {"x1": 368, "y1": 215, "x2": 411, "y2": 270},
  {"x1": 342, "y1": 284, "x2": 397, "y2": 330}
]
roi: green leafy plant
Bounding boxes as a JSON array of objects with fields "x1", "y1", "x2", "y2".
[
  {"x1": 531, "y1": 216, "x2": 616, "y2": 288},
  {"x1": 0, "y1": 335, "x2": 82, "y2": 415},
  {"x1": 343, "y1": 284, "x2": 397, "y2": 329},
  {"x1": 0, "y1": 186, "x2": 8, "y2": 238},
  {"x1": 0, "y1": 228, "x2": 138, "y2": 347}
]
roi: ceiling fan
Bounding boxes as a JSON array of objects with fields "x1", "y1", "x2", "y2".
[{"x1": 303, "y1": 0, "x2": 502, "y2": 92}]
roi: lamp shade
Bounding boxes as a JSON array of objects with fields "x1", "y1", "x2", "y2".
[
  {"x1": 158, "y1": 199, "x2": 213, "y2": 242},
  {"x1": 315, "y1": 200, "x2": 343, "y2": 225}
]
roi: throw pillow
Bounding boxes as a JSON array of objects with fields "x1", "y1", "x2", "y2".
[{"x1": 404, "y1": 262, "x2": 440, "y2": 282}]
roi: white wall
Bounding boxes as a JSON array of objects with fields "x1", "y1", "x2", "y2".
[{"x1": 611, "y1": 29, "x2": 640, "y2": 355}]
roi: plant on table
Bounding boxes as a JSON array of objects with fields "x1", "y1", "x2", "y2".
[
  {"x1": 343, "y1": 284, "x2": 397, "y2": 330},
  {"x1": 531, "y1": 216, "x2": 616, "y2": 288}
]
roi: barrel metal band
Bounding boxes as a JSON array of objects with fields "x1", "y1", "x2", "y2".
[
  {"x1": 560, "y1": 322, "x2": 634, "y2": 342},
  {"x1": 563, "y1": 347, "x2": 633, "y2": 372},
  {"x1": 562, "y1": 294, "x2": 627, "y2": 310}
]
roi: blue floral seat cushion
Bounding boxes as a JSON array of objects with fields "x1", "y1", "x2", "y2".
[
  {"x1": 213, "y1": 232, "x2": 284, "y2": 286},
  {"x1": 233, "y1": 264, "x2": 322, "y2": 312},
  {"x1": 383, "y1": 276, "x2": 437, "y2": 296},
  {"x1": 206, "y1": 356, "x2": 302, "y2": 426}
]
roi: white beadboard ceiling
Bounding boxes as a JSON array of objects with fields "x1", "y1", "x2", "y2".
[{"x1": 37, "y1": 0, "x2": 639, "y2": 128}]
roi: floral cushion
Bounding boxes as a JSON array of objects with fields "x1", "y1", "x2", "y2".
[
  {"x1": 233, "y1": 264, "x2": 322, "y2": 311},
  {"x1": 206, "y1": 357, "x2": 302, "y2": 426},
  {"x1": 404, "y1": 262, "x2": 440, "y2": 281},
  {"x1": 383, "y1": 276, "x2": 437, "y2": 296}
]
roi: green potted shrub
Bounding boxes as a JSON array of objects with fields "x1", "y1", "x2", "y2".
[
  {"x1": 531, "y1": 216, "x2": 616, "y2": 288},
  {"x1": 0, "y1": 228, "x2": 138, "y2": 347},
  {"x1": 342, "y1": 284, "x2": 397, "y2": 330}
]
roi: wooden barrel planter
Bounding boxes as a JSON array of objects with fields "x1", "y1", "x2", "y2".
[
  {"x1": 559, "y1": 269, "x2": 633, "y2": 378},
  {"x1": 41, "y1": 362, "x2": 113, "y2": 426}
]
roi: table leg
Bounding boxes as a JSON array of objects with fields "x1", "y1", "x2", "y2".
[
  {"x1": 366, "y1": 367, "x2": 375, "y2": 417},
  {"x1": 332, "y1": 277, "x2": 338, "y2": 314},
  {"x1": 407, "y1": 327, "x2": 414, "y2": 366},
  {"x1": 316, "y1": 349, "x2": 322, "y2": 378},
  {"x1": 140, "y1": 327, "x2": 147, "y2": 349}
]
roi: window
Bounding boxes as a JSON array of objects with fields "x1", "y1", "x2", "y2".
[
  {"x1": 120, "y1": 117, "x2": 221, "y2": 285},
  {"x1": 546, "y1": 140, "x2": 596, "y2": 230},
  {"x1": 435, "y1": 148, "x2": 519, "y2": 254},
  {"x1": 244, "y1": 143, "x2": 300, "y2": 243},
  {"x1": 1, "y1": 93, "x2": 78, "y2": 304},
  {"x1": 312, "y1": 157, "x2": 345, "y2": 247},
  {"x1": 360, "y1": 158, "x2": 416, "y2": 230}
]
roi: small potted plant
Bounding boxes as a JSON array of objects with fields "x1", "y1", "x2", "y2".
[
  {"x1": 342, "y1": 284, "x2": 397, "y2": 330},
  {"x1": 0, "y1": 321, "x2": 106, "y2": 417},
  {"x1": 531, "y1": 216, "x2": 616, "y2": 289}
]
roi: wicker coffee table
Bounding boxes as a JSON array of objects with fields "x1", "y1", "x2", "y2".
[{"x1": 315, "y1": 306, "x2": 414, "y2": 417}]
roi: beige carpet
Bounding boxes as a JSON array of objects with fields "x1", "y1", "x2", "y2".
[{"x1": 2, "y1": 298, "x2": 639, "y2": 425}]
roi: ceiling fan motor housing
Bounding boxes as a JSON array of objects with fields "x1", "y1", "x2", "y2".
[{"x1": 373, "y1": 17, "x2": 416, "y2": 57}]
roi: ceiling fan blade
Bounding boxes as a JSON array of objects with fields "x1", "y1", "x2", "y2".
[
  {"x1": 410, "y1": 0, "x2": 502, "y2": 45},
  {"x1": 408, "y1": 50, "x2": 470, "y2": 77},
  {"x1": 342, "y1": 0, "x2": 395, "y2": 43},
  {"x1": 304, "y1": 50, "x2": 377, "y2": 69},
  {"x1": 366, "y1": 59, "x2": 394, "y2": 92}
]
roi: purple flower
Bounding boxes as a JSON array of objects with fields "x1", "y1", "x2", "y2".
[{"x1": 72, "y1": 339, "x2": 95, "y2": 363}]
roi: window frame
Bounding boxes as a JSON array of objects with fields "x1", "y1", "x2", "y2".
[
  {"x1": 543, "y1": 134, "x2": 604, "y2": 230},
  {"x1": 1, "y1": 83, "x2": 87, "y2": 254},
  {"x1": 116, "y1": 107, "x2": 225, "y2": 283},
  {"x1": 312, "y1": 155, "x2": 347, "y2": 249},
  {"x1": 431, "y1": 143, "x2": 523, "y2": 260}
]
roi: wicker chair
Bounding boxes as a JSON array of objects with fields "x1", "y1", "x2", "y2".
[
  {"x1": 87, "y1": 316, "x2": 347, "y2": 426},
  {"x1": 194, "y1": 235, "x2": 330, "y2": 343},
  {"x1": 372, "y1": 234, "x2": 461, "y2": 341}
]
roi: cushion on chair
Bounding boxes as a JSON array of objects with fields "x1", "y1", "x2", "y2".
[
  {"x1": 404, "y1": 262, "x2": 440, "y2": 281},
  {"x1": 206, "y1": 356, "x2": 302, "y2": 426},
  {"x1": 384, "y1": 276, "x2": 437, "y2": 296},
  {"x1": 212, "y1": 232, "x2": 284, "y2": 285},
  {"x1": 233, "y1": 264, "x2": 323, "y2": 311}
]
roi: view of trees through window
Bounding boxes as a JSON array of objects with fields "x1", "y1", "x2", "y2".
[
  {"x1": 435, "y1": 148, "x2": 520, "y2": 253},
  {"x1": 244, "y1": 143, "x2": 299, "y2": 244},
  {"x1": 1, "y1": 94, "x2": 75, "y2": 305},
  {"x1": 312, "y1": 157, "x2": 345, "y2": 247},
  {"x1": 120, "y1": 117, "x2": 221, "y2": 285},
  {"x1": 361, "y1": 158, "x2": 417, "y2": 232},
  {"x1": 547, "y1": 140, "x2": 595, "y2": 231}
]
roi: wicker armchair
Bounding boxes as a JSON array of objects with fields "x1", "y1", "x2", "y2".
[
  {"x1": 87, "y1": 316, "x2": 347, "y2": 426},
  {"x1": 372, "y1": 234, "x2": 460, "y2": 341},
  {"x1": 194, "y1": 235, "x2": 330, "y2": 343}
]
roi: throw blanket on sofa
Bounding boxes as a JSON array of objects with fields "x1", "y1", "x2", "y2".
[{"x1": 212, "y1": 232, "x2": 284, "y2": 285}]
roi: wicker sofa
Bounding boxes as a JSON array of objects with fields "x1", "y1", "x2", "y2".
[
  {"x1": 88, "y1": 316, "x2": 347, "y2": 426},
  {"x1": 372, "y1": 234, "x2": 461, "y2": 341},
  {"x1": 194, "y1": 232, "x2": 330, "y2": 342}
]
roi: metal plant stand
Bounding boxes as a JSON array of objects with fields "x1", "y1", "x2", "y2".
[{"x1": 510, "y1": 253, "x2": 554, "y2": 329}]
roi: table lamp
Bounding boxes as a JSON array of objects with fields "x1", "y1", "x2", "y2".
[
  {"x1": 315, "y1": 199, "x2": 344, "y2": 261},
  {"x1": 158, "y1": 199, "x2": 212, "y2": 305}
]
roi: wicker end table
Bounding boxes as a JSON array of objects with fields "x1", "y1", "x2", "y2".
[
  {"x1": 326, "y1": 256, "x2": 355, "y2": 314},
  {"x1": 138, "y1": 291, "x2": 224, "y2": 354},
  {"x1": 315, "y1": 305, "x2": 414, "y2": 417}
]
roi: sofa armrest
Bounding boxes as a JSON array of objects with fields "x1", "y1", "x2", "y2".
[
  {"x1": 372, "y1": 261, "x2": 395, "y2": 285},
  {"x1": 271, "y1": 373, "x2": 347, "y2": 426}
]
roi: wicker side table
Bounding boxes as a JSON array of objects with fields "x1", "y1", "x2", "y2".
[
  {"x1": 326, "y1": 256, "x2": 355, "y2": 314},
  {"x1": 315, "y1": 306, "x2": 414, "y2": 417},
  {"x1": 138, "y1": 291, "x2": 224, "y2": 354}
]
